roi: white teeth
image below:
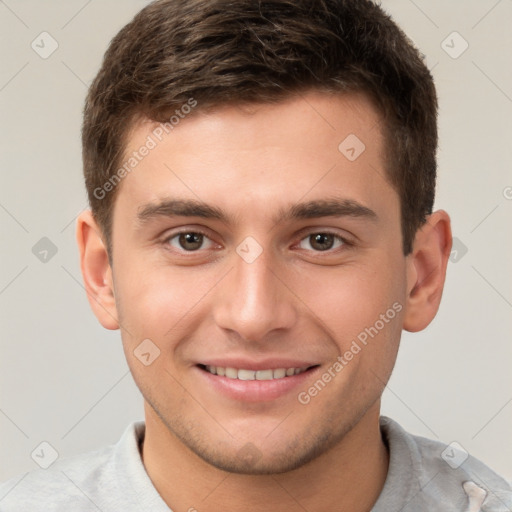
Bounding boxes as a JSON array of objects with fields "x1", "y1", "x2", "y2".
[
  {"x1": 238, "y1": 369, "x2": 256, "y2": 381},
  {"x1": 203, "y1": 365, "x2": 309, "y2": 380},
  {"x1": 256, "y1": 369, "x2": 273, "y2": 380},
  {"x1": 225, "y1": 367, "x2": 238, "y2": 379},
  {"x1": 273, "y1": 368, "x2": 286, "y2": 379}
]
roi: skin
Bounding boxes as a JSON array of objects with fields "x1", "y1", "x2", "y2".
[{"x1": 77, "y1": 91, "x2": 451, "y2": 512}]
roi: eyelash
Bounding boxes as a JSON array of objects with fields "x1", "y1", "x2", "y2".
[
  {"x1": 162, "y1": 229, "x2": 352, "y2": 254},
  {"x1": 163, "y1": 229, "x2": 218, "y2": 252},
  {"x1": 295, "y1": 231, "x2": 350, "y2": 251}
]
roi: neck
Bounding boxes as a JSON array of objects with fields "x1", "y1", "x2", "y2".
[{"x1": 141, "y1": 402, "x2": 389, "y2": 512}]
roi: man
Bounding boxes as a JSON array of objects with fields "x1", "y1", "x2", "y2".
[{"x1": 1, "y1": 0, "x2": 510, "y2": 510}]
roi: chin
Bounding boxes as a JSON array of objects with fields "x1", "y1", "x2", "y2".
[
  {"x1": 193, "y1": 443, "x2": 321, "y2": 475},
  {"x1": 175, "y1": 423, "x2": 343, "y2": 476}
]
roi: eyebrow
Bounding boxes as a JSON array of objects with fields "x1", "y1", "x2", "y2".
[
  {"x1": 136, "y1": 197, "x2": 378, "y2": 225},
  {"x1": 138, "y1": 199, "x2": 226, "y2": 223},
  {"x1": 281, "y1": 198, "x2": 377, "y2": 223}
]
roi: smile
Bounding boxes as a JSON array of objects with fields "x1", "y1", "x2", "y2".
[{"x1": 202, "y1": 365, "x2": 310, "y2": 381}]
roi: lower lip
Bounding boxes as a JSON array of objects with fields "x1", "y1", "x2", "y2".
[{"x1": 195, "y1": 365, "x2": 319, "y2": 402}]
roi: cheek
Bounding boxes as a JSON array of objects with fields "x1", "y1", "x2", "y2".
[
  {"x1": 113, "y1": 265, "x2": 209, "y2": 390},
  {"x1": 294, "y1": 261, "x2": 404, "y2": 337},
  {"x1": 291, "y1": 258, "x2": 406, "y2": 391},
  {"x1": 113, "y1": 259, "x2": 221, "y2": 341}
]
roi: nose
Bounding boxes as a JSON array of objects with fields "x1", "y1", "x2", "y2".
[{"x1": 213, "y1": 247, "x2": 298, "y2": 343}]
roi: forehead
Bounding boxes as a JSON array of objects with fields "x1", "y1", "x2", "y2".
[
  {"x1": 114, "y1": 91, "x2": 395, "y2": 225},
  {"x1": 132, "y1": 91, "x2": 383, "y2": 159}
]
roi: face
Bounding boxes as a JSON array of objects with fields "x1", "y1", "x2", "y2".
[{"x1": 106, "y1": 91, "x2": 410, "y2": 473}]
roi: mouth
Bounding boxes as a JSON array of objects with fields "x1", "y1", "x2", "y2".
[
  {"x1": 196, "y1": 363, "x2": 320, "y2": 402},
  {"x1": 198, "y1": 364, "x2": 312, "y2": 381}
]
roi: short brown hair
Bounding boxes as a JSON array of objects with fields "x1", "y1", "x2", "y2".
[{"x1": 82, "y1": 0, "x2": 437, "y2": 255}]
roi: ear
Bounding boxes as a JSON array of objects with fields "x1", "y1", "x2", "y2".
[
  {"x1": 76, "y1": 210, "x2": 119, "y2": 330},
  {"x1": 403, "y1": 210, "x2": 452, "y2": 332}
]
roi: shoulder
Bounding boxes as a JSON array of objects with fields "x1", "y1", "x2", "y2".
[
  {"x1": 0, "y1": 422, "x2": 145, "y2": 512},
  {"x1": 378, "y1": 416, "x2": 512, "y2": 511},
  {"x1": 0, "y1": 445, "x2": 114, "y2": 511}
]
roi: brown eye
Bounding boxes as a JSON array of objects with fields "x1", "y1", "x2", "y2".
[
  {"x1": 179, "y1": 232, "x2": 203, "y2": 250},
  {"x1": 167, "y1": 232, "x2": 214, "y2": 251},
  {"x1": 310, "y1": 233, "x2": 334, "y2": 251},
  {"x1": 298, "y1": 233, "x2": 345, "y2": 252}
]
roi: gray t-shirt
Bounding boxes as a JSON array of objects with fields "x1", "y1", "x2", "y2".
[{"x1": 1, "y1": 416, "x2": 510, "y2": 511}]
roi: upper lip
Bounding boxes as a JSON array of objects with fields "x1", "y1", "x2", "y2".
[{"x1": 198, "y1": 359, "x2": 318, "y2": 371}]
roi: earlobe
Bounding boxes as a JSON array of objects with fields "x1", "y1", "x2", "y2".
[
  {"x1": 403, "y1": 210, "x2": 452, "y2": 333},
  {"x1": 76, "y1": 210, "x2": 120, "y2": 330}
]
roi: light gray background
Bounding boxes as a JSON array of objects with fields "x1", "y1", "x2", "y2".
[{"x1": 1, "y1": 0, "x2": 511, "y2": 483}]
